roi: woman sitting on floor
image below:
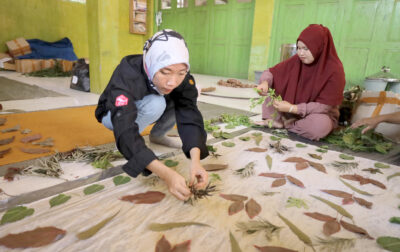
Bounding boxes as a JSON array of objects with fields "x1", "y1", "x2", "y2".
[{"x1": 255, "y1": 24, "x2": 346, "y2": 140}]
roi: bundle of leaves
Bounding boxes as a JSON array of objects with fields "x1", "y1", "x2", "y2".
[
  {"x1": 204, "y1": 113, "x2": 252, "y2": 132},
  {"x1": 25, "y1": 62, "x2": 72, "y2": 77},
  {"x1": 322, "y1": 126, "x2": 393, "y2": 154}
]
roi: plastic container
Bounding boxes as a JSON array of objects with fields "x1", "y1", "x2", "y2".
[
  {"x1": 363, "y1": 79, "x2": 387, "y2": 91},
  {"x1": 387, "y1": 82, "x2": 400, "y2": 94}
]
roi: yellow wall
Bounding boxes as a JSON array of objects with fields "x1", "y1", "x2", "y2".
[{"x1": 248, "y1": 0, "x2": 275, "y2": 81}]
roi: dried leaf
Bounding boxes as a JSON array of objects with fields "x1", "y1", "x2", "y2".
[
  {"x1": 377, "y1": 236, "x2": 400, "y2": 252},
  {"x1": 171, "y1": 240, "x2": 191, "y2": 252},
  {"x1": 113, "y1": 175, "x2": 131, "y2": 186},
  {"x1": 20, "y1": 147, "x2": 50, "y2": 154},
  {"x1": 1, "y1": 206, "x2": 34, "y2": 225},
  {"x1": 296, "y1": 143, "x2": 307, "y2": 148},
  {"x1": 239, "y1": 136, "x2": 250, "y2": 141},
  {"x1": 1, "y1": 124, "x2": 20, "y2": 133},
  {"x1": 148, "y1": 222, "x2": 210, "y2": 231},
  {"x1": 4, "y1": 167, "x2": 21, "y2": 181},
  {"x1": 121, "y1": 191, "x2": 165, "y2": 204},
  {"x1": 321, "y1": 189, "x2": 352, "y2": 199},
  {"x1": 20, "y1": 134, "x2": 42, "y2": 143},
  {"x1": 266, "y1": 155, "x2": 272, "y2": 170},
  {"x1": 340, "y1": 220, "x2": 373, "y2": 239},
  {"x1": 323, "y1": 220, "x2": 341, "y2": 236},
  {"x1": 311, "y1": 195, "x2": 353, "y2": 220},
  {"x1": 0, "y1": 226, "x2": 65, "y2": 248},
  {"x1": 0, "y1": 136, "x2": 14, "y2": 145},
  {"x1": 366, "y1": 178, "x2": 386, "y2": 189},
  {"x1": 339, "y1": 178, "x2": 373, "y2": 196},
  {"x1": 0, "y1": 147, "x2": 11, "y2": 158},
  {"x1": 315, "y1": 236, "x2": 356, "y2": 251},
  {"x1": 164, "y1": 159, "x2": 179, "y2": 167},
  {"x1": 77, "y1": 210, "x2": 119, "y2": 240},
  {"x1": 259, "y1": 172, "x2": 286, "y2": 178},
  {"x1": 254, "y1": 245, "x2": 297, "y2": 252},
  {"x1": 20, "y1": 128, "x2": 32, "y2": 134},
  {"x1": 374, "y1": 162, "x2": 390, "y2": 169},
  {"x1": 308, "y1": 161, "x2": 327, "y2": 173},
  {"x1": 245, "y1": 199, "x2": 261, "y2": 219},
  {"x1": 342, "y1": 198, "x2": 354, "y2": 205},
  {"x1": 286, "y1": 175, "x2": 305, "y2": 188},
  {"x1": 155, "y1": 235, "x2": 172, "y2": 252},
  {"x1": 271, "y1": 178, "x2": 286, "y2": 188},
  {"x1": 229, "y1": 231, "x2": 243, "y2": 252},
  {"x1": 234, "y1": 162, "x2": 255, "y2": 178},
  {"x1": 229, "y1": 201, "x2": 245, "y2": 216},
  {"x1": 49, "y1": 194, "x2": 71, "y2": 208},
  {"x1": 339, "y1": 154, "x2": 355, "y2": 160},
  {"x1": 283, "y1": 157, "x2": 308, "y2": 163},
  {"x1": 261, "y1": 191, "x2": 280, "y2": 197},
  {"x1": 83, "y1": 184, "x2": 105, "y2": 195},
  {"x1": 353, "y1": 196, "x2": 373, "y2": 209},
  {"x1": 296, "y1": 162, "x2": 309, "y2": 170},
  {"x1": 204, "y1": 164, "x2": 228, "y2": 171},
  {"x1": 277, "y1": 213, "x2": 314, "y2": 249},
  {"x1": 304, "y1": 212, "x2": 336, "y2": 222},
  {"x1": 222, "y1": 141, "x2": 235, "y2": 147},
  {"x1": 387, "y1": 172, "x2": 400, "y2": 181},
  {"x1": 236, "y1": 219, "x2": 282, "y2": 240},
  {"x1": 270, "y1": 136, "x2": 281, "y2": 141},
  {"x1": 0, "y1": 118, "x2": 6, "y2": 126},
  {"x1": 362, "y1": 168, "x2": 383, "y2": 174},
  {"x1": 246, "y1": 147, "x2": 267, "y2": 152},
  {"x1": 32, "y1": 137, "x2": 54, "y2": 147},
  {"x1": 308, "y1": 153, "x2": 322, "y2": 160},
  {"x1": 331, "y1": 161, "x2": 359, "y2": 173},
  {"x1": 220, "y1": 194, "x2": 248, "y2": 202}
]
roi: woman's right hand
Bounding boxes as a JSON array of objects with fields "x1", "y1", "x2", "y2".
[
  {"x1": 162, "y1": 169, "x2": 191, "y2": 201},
  {"x1": 256, "y1": 81, "x2": 269, "y2": 96}
]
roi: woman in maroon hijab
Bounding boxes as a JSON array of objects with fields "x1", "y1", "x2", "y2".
[{"x1": 256, "y1": 24, "x2": 345, "y2": 140}]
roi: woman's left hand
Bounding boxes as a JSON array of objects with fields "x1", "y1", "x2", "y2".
[
  {"x1": 189, "y1": 162, "x2": 208, "y2": 189},
  {"x1": 273, "y1": 100, "x2": 294, "y2": 113}
]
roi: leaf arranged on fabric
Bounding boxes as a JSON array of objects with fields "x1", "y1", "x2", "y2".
[
  {"x1": 277, "y1": 213, "x2": 314, "y2": 249},
  {"x1": 1, "y1": 124, "x2": 20, "y2": 133},
  {"x1": 0, "y1": 136, "x2": 14, "y2": 145},
  {"x1": 32, "y1": 137, "x2": 54, "y2": 147},
  {"x1": 155, "y1": 235, "x2": 172, "y2": 252},
  {"x1": 246, "y1": 147, "x2": 267, "y2": 152},
  {"x1": 286, "y1": 197, "x2": 309, "y2": 209},
  {"x1": 20, "y1": 147, "x2": 50, "y2": 154},
  {"x1": 296, "y1": 162, "x2": 309, "y2": 170},
  {"x1": 316, "y1": 148, "x2": 328, "y2": 153},
  {"x1": 353, "y1": 196, "x2": 373, "y2": 209},
  {"x1": 387, "y1": 172, "x2": 400, "y2": 181},
  {"x1": 171, "y1": 240, "x2": 191, "y2": 252},
  {"x1": 261, "y1": 191, "x2": 280, "y2": 197},
  {"x1": 308, "y1": 153, "x2": 322, "y2": 160},
  {"x1": 376, "y1": 236, "x2": 400, "y2": 252},
  {"x1": 362, "y1": 168, "x2": 383, "y2": 174},
  {"x1": 254, "y1": 245, "x2": 297, "y2": 252},
  {"x1": 229, "y1": 231, "x2": 243, "y2": 252},
  {"x1": 307, "y1": 161, "x2": 327, "y2": 173},
  {"x1": 77, "y1": 210, "x2": 119, "y2": 240},
  {"x1": 321, "y1": 189, "x2": 352, "y2": 199},
  {"x1": 0, "y1": 118, "x2": 6, "y2": 126},
  {"x1": 283, "y1": 157, "x2": 308, "y2": 163},
  {"x1": 389, "y1": 217, "x2": 400, "y2": 224},
  {"x1": 340, "y1": 174, "x2": 386, "y2": 189},
  {"x1": 221, "y1": 132, "x2": 233, "y2": 139},
  {"x1": 253, "y1": 135, "x2": 263, "y2": 146},
  {"x1": 266, "y1": 155, "x2": 272, "y2": 170},
  {"x1": 323, "y1": 220, "x2": 341, "y2": 236},
  {"x1": 259, "y1": 172, "x2": 286, "y2": 178},
  {"x1": 304, "y1": 212, "x2": 336, "y2": 222},
  {"x1": 20, "y1": 134, "x2": 42, "y2": 143},
  {"x1": 340, "y1": 220, "x2": 373, "y2": 239},
  {"x1": 121, "y1": 191, "x2": 166, "y2": 204},
  {"x1": 113, "y1": 175, "x2": 131, "y2": 186},
  {"x1": 339, "y1": 154, "x2": 354, "y2": 160},
  {"x1": 320, "y1": 145, "x2": 329, "y2": 149},
  {"x1": 0, "y1": 226, "x2": 66, "y2": 248},
  {"x1": 374, "y1": 162, "x2": 390, "y2": 169},
  {"x1": 0, "y1": 148, "x2": 11, "y2": 158},
  {"x1": 149, "y1": 222, "x2": 210, "y2": 231},
  {"x1": 164, "y1": 159, "x2": 179, "y2": 167},
  {"x1": 296, "y1": 143, "x2": 307, "y2": 148},
  {"x1": 222, "y1": 142, "x2": 235, "y2": 147},
  {"x1": 20, "y1": 128, "x2": 32, "y2": 134},
  {"x1": 270, "y1": 136, "x2": 281, "y2": 141},
  {"x1": 1, "y1": 206, "x2": 34, "y2": 225},
  {"x1": 311, "y1": 195, "x2": 353, "y2": 220},
  {"x1": 220, "y1": 194, "x2": 248, "y2": 202},
  {"x1": 339, "y1": 178, "x2": 373, "y2": 196},
  {"x1": 4, "y1": 167, "x2": 21, "y2": 181},
  {"x1": 286, "y1": 175, "x2": 305, "y2": 188},
  {"x1": 271, "y1": 178, "x2": 286, "y2": 188},
  {"x1": 229, "y1": 201, "x2": 245, "y2": 216},
  {"x1": 49, "y1": 194, "x2": 71, "y2": 208},
  {"x1": 245, "y1": 199, "x2": 261, "y2": 219},
  {"x1": 239, "y1": 136, "x2": 250, "y2": 141},
  {"x1": 367, "y1": 178, "x2": 386, "y2": 189},
  {"x1": 83, "y1": 184, "x2": 105, "y2": 195},
  {"x1": 204, "y1": 164, "x2": 228, "y2": 171}
]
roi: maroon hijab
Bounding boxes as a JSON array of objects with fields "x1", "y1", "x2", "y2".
[{"x1": 269, "y1": 24, "x2": 345, "y2": 106}]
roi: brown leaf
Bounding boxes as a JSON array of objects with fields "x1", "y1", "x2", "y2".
[
  {"x1": 245, "y1": 147, "x2": 267, "y2": 152},
  {"x1": 0, "y1": 148, "x2": 11, "y2": 158},
  {"x1": 121, "y1": 191, "x2": 165, "y2": 204},
  {"x1": 365, "y1": 178, "x2": 386, "y2": 189},
  {"x1": 340, "y1": 220, "x2": 373, "y2": 239},
  {"x1": 1, "y1": 125, "x2": 20, "y2": 133},
  {"x1": 155, "y1": 235, "x2": 172, "y2": 252},
  {"x1": 254, "y1": 245, "x2": 297, "y2": 252},
  {"x1": 0, "y1": 226, "x2": 66, "y2": 248},
  {"x1": 171, "y1": 240, "x2": 191, "y2": 252},
  {"x1": 203, "y1": 164, "x2": 228, "y2": 171},
  {"x1": 296, "y1": 162, "x2": 309, "y2": 170},
  {"x1": 323, "y1": 220, "x2": 341, "y2": 236},
  {"x1": 0, "y1": 118, "x2": 6, "y2": 126},
  {"x1": 286, "y1": 175, "x2": 305, "y2": 188},
  {"x1": 308, "y1": 161, "x2": 327, "y2": 173},
  {"x1": 283, "y1": 157, "x2": 308, "y2": 163},
  {"x1": 0, "y1": 136, "x2": 15, "y2": 145},
  {"x1": 20, "y1": 147, "x2": 50, "y2": 154},
  {"x1": 259, "y1": 172, "x2": 286, "y2": 178},
  {"x1": 340, "y1": 174, "x2": 363, "y2": 182},
  {"x1": 220, "y1": 194, "x2": 248, "y2": 202},
  {"x1": 304, "y1": 212, "x2": 336, "y2": 222},
  {"x1": 245, "y1": 198, "x2": 261, "y2": 219},
  {"x1": 353, "y1": 197, "x2": 373, "y2": 209},
  {"x1": 228, "y1": 201, "x2": 244, "y2": 215},
  {"x1": 342, "y1": 198, "x2": 355, "y2": 205},
  {"x1": 341, "y1": 174, "x2": 386, "y2": 189},
  {"x1": 20, "y1": 134, "x2": 42, "y2": 143},
  {"x1": 4, "y1": 167, "x2": 22, "y2": 181},
  {"x1": 271, "y1": 178, "x2": 286, "y2": 187},
  {"x1": 321, "y1": 189, "x2": 352, "y2": 199}
]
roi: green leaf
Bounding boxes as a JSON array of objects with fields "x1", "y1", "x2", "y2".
[
  {"x1": 148, "y1": 222, "x2": 211, "y2": 231},
  {"x1": 49, "y1": 194, "x2": 71, "y2": 208},
  {"x1": 296, "y1": 143, "x2": 307, "y2": 148},
  {"x1": 316, "y1": 148, "x2": 328, "y2": 153},
  {"x1": 113, "y1": 175, "x2": 131, "y2": 186},
  {"x1": 308, "y1": 153, "x2": 322, "y2": 160},
  {"x1": 222, "y1": 132, "x2": 233, "y2": 139},
  {"x1": 77, "y1": 210, "x2": 119, "y2": 240},
  {"x1": 222, "y1": 142, "x2": 235, "y2": 147},
  {"x1": 1, "y1": 206, "x2": 34, "y2": 225},
  {"x1": 320, "y1": 145, "x2": 329, "y2": 149},
  {"x1": 229, "y1": 231, "x2": 243, "y2": 252},
  {"x1": 164, "y1": 159, "x2": 179, "y2": 167},
  {"x1": 377, "y1": 236, "x2": 400, "y2": 252},
  {"x1": 207, "y1": 145, "x2": 217, "y2": 152},
  {"x1": 210, "y1": 173, "x2": 222, "y2": 183},
  {"x1": 239, "y1": 136, "x2": 250, "y2": 141},
  {"x1": 266, "y1": 155, "x2": 272, "y2": 170},
  {"x1": 286, "y1": 197, "x2": 309, "y2": 209},
  {"x1": 225, "y1": 124, "x2": 236, "y2": 129},
  {"x1": 339, "y1": 154, "x2": 354, "y2": 160},
  {"x1": 390, "y1": 217, "x2": 400, "y2": 225},
  {"x1": 375, "y1": 162, "x2": 390, "y2": 169},
  {"x1": 212, "y1": 131, "x2": 222, "y2": 138},
  {"x1": 270, "y1": 136, "x2": 281, "y2": 141},
  {"x1": 340, "y1": 178, "x2": 373, "y2": 196},
  {"x1": 252, "y1": 132, "x2": 262, "y2": 137},
  {"x1": 311, "y1": 195, "x2": 353, "y2": 220},
  {"x1": 278, "y1": 213, "x2": 314, "y2": 249},
  {"x1": 83, "y1": 184, "x2": 105, "y2": 195},
  {"x1": 387, "y1": 172, "x2": 400, "y2": 181}
]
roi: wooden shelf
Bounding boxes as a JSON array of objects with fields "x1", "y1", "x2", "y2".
[{"x1": 129, "y1": 0, "x2": 147, "y2": 35}]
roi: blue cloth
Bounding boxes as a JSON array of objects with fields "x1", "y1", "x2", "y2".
[{"x1": 18, "y1": 37, "x2": 78, "y2": 61}]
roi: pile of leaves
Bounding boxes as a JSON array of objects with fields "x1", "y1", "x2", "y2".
[
  {"x1": 204, "y1": 113, "x2": 252, "y2": 132},
  {"x1": 25, "y1": 61, "x2": 72, "y2": 77},
  {"x1": 323, "y1": 126, "x2": 393, "y2": 154}
]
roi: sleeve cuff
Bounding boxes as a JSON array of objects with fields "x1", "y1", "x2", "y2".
[{"x1": 122, "y1": 148, "x2": 157, "y2": 177}]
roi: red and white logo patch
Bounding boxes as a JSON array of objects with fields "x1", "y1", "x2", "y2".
[{"x1": 115, "y1": 94, "x2": 129, "y2": 107}]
